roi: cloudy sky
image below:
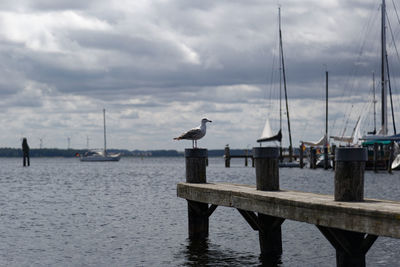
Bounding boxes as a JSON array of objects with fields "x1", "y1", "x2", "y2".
[{"x1": 0, "y1": 0, "x2": 399, "y2": 150}]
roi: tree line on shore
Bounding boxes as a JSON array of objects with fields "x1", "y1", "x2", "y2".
[{"x1": 0, "y1": 148, "x2": 251, "y2": 157}]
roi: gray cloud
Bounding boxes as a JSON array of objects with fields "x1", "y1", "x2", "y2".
[{"x1": 0, "y1": 0, "x2": 399, "y2": 149}]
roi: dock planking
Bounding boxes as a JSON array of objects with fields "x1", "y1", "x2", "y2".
[
  {"x1": 177, "y1": 182, "x2": 400, "y2": 239},
  {"x1": 179, "y1": 146, "x2": 397, "y2": 266}
]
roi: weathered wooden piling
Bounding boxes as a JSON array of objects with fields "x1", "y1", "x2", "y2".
[
  {"x1": 320, "y1": 147, "x2": 376, "y2": 267},
  {"x1": 254, "y1": 147, "x2": 279, "y2": 191},
  {"x1": 185, "y1": 148, "x2": 210, "y2": 239},
  {"x1": 299, "y1": 144, "x2": 304, "y2": 168},
  {"x1": 388, "y1": 141, "x2": 394, "y2": 173},
  {"x1": 310, "y1": 147, "x2": 317, "y2": 169},
  {"x1": 323, "y1": 146, "x2": 329, "y2": 170},
  {"x1": 253, "y1": 147, "x2": 283, "y2": 261},
  {"x1": 22, "y1": 138, "x2": 30, "y2": 167},
  {"x1": 334, "y1": 147, "x2": 366, "y2": 201},
  {"x1": 331, "y1": 145, "x2": 336, "y2": 170},
  {"x1": 177, "y1": 145, "x2": 390, "y2": 266},
  {"x1": 224, "y1": 145, "x2": 253, "y2": 167},
  {"x1": 224, "y1": 145, "x2": 230, "y2": 168}
]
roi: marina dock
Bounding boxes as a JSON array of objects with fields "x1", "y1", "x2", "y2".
[
  {"x1": 177, "y1": 147, "x2": 400, "y2": 266},
  {"x1": 177, "y1": 183, "x2": 400, "y2": 239}
]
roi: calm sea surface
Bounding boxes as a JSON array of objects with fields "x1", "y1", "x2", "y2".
[{"x1": 0, "y1": 157, "x2": 399, "y2": 266}]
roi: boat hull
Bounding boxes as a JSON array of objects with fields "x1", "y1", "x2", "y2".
[
  {"x1": 391, "y1": 154, "x2": 400, "y2": 170},
  {"x1": 80, "y1": 154, "x2": 121, "y2": 162}
]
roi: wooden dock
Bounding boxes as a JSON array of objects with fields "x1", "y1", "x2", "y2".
[
  {"x1": 178, "y1": 147, "x2": 399, "y2": 266},
  {"x1": 223, "y1": 145, "x2": 253, "y2": 167},
  {"x1": 177, "y1": 182, "x2": 400, "y2": 239}
]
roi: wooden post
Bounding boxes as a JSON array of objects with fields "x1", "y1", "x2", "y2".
[
  {"x1": 224, "y1": 145, "x2": 230, "y2": 168},
  {"x1": 328, "y1": 147, "x2": 373, "y2": 267},
  {"x1": 245, "y1": 149, "x2": 248, "y2": 167},
  {"x1": 334, "y1": 147, "x2": 367, "y2": 201},
  {"x1": 310, "y1": 147, "x2": 316, "y2": 169},
  {"x1": 299, "y1": 144, "x2": 304, "y2": 169},
  {"x1": 185, "y1": 148, "x2": 209, "y2": 239},
  {"x1": 253, "y1": 147, "x2": 283, "y2": 262},
  {"x1": 324, "y1": 146, "x2": 329, "y2": 170},
  {"x1": 22, "y1": 138, "x2": 30, "y2": 167},
  {"x1": 251, "y1": 156, "x2": 255, "y2": 168},
  {"x1": 254, "y1": 147, "x2": 279, "y2": 191},
  {"x1": 388, "y1": 141, "x2": 394, "y2": 173},
  {"x1": 312, "y1": 148, "x2": 317, "y2": 169},
  {"x1": 373, "y1": 142, "x2": 378, "y2": 172}
]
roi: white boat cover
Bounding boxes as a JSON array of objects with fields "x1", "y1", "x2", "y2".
[
  {"x1": 301, "y1": 135, "x2": 327, "y2": 146},
  {"x1": 330, "y1": 116, "x2": 362, "y2": 145}
]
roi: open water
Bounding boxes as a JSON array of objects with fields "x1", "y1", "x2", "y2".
[{"x1": 0, "y1": 157, "x2": 399, "y2": 266}]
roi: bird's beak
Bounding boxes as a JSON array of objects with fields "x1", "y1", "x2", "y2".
[{"x1": 208, "y1": 120, "x2": 212, "y2": 123}]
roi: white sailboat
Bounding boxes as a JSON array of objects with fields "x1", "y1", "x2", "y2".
[
  {"x1": 80, "y1": 109, "x2": 121, "y2": 162},
  {"x1": 331, "y1": 115, "x2": 363, "y2": 146},
  {"x1": 302, "y1": 135, "x2": 327, "y2": 147},
  {"x1": 302, "y1": 71, "x2": 331, "y2": 168},
  {"x1": 357, "y1": 0, "x2": 400, "y2": 170},
  {"x1": 257, "y1": 118, "x2": 282, "y2": 145},
  {"x1": 258, "y1": 6, "x2": 298, "y2": 167}
]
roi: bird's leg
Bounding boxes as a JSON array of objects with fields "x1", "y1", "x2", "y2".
[{"x1": 192, "y1": 140, "x2": 194, "y2": 148}]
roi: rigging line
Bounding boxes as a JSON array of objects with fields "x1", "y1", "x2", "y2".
[
  {"x1": 341, "y1": 3, "x2": 380, "y2": 134},
  {"x1": 267, "y1": 46, "x2": 277, "y2": 108},
  {"x1": 390, "y1": 0, "x2": 400, "y2": 58},
  {"x1": 335, "y1": 4, "x2": 379, "y2": 137},
  {"x1": 386, "y1": 10, "x2": 400, "y2": 66},
  {"x1": 268, "y1": 13, "x2": 280, "y2": 104},
  {"x1": 386, "y1": 6, "x2": 400, "y2": 128},
  {"x1": 386, "y1": 53, "x2": 397, "y2": 134},
  {"x1": 260, "y1": 10, "x2": 280, "y2": 137},
  {"x1": 333, "y1": 2, "x2": 379, "y2": 135},
  {"x1": 392, "y1": 0, "x2": 400, "y2": 26},
  {"x1": 364, "y1": 86, "x2": 376, "y2": 133}
]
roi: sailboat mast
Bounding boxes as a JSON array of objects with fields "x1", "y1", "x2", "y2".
[
  {"x1": 103, "y1": 108, "x2": 107, "y2": 154},
  {"x1": 279, "y1": 7, "x2": 293, "y2": 161},
  {"x1": 279, "y1": 7, "x2": 283, "y2": 158},
  {"x1": 373, "y1": 72, "x2": 377, "y2": 134},
  {"x1": 386, "y1": 54, "x2": 397, "y2": 134},
  {"x1": 325, "y1": 70, "x2": 328, "y2": 143},
  {"x1": 381, "y1": 0, "x2": 388, "y2": 135},
  {"x1": 279, "y1": 8, "x2": 282, "y2": 135},
  {"x1": 324, "y1": 70, "x2": 329, "y2": 169}
]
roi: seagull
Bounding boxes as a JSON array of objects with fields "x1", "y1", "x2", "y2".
[{"x1": 174, "y1": 118, "x2": 212, "y2": 148}]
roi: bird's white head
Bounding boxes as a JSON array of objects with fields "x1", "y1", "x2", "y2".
[{"x1": 201, "y1": 118, "x2": 212, "y2": 124}]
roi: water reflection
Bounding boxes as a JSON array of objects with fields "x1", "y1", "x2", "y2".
[
  {"x1": 179, "y1": 238, "x2": 273, "y2": 266},
  {"x1": 184, "y1": 239, "x2": 210, "y2": 266},
  {"x1": 259, "y1": 253, "x2": 282, "y2": 267}
]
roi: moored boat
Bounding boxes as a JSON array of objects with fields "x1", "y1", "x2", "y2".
[{"x1": 80, "y1": 109, "x2": 121, "y2": 162}]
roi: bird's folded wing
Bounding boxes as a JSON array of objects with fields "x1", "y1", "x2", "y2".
[{"x1": 178, "y1": 128, "x2": 200, "y2": 139}]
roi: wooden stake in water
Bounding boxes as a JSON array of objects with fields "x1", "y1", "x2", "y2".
[
  {"x1": 253, "y1": 147, "x2": 283, "y2": 262},
  {"x1": 299, "y1": 143, "x2": 304, "y2": 168},
  {"x1": 224, "y1": 145, "x2": 230, "y2": 168},
  {"x1": 185, "y1": 148, "x2": 208, "y2": 239},
  {"x1": 334, "y1": 147, "x2": 367, "y2": 201},
  {"x1": 322, "y1": 146, "x2": 376, "y2": 267},
  {"x1": 22, "y1": 138, "x2": 30, "y2": 167}
]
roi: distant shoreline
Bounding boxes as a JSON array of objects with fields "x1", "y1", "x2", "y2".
[{"x1": 0, "y1": 148, "x2": 252, "y2": 158}]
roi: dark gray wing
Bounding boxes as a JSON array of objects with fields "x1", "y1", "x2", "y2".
[{"x1": 176, "y1": 128, "x2": 201, "y2": 140}]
